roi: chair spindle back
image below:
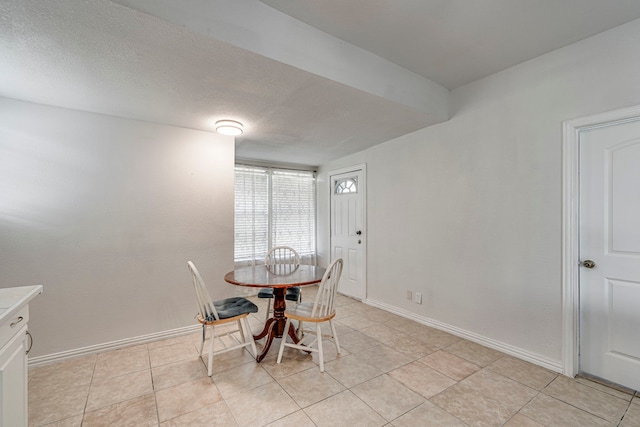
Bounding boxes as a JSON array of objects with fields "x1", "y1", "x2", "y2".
[
  {"x1": 188, "y1": 261, "x2": 219, "y2": 322},
  {"x1": 265, "y1": 246, "x2": 300, "y2": 275},
  {"x1": 311, "y1": 258, "x2": 343, "y2": 318}
]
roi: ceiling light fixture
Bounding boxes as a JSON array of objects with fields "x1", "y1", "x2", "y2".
[{"x1": 215, "y1": 120, "x2": 243, "y2": 136}]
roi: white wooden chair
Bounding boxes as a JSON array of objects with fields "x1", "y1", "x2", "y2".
[
  {"x1": 276, "y1": 258, "x2": 343, "y2": 372},
  {"x1": 187, "y1": 261, "x2": 258, "y2": 376},
  {"x1": 258, "y1": 246, "x2": 302, "y2": 322}
]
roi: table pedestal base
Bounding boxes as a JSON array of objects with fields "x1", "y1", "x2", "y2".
[{"x1": 252, "y1": 288, "x2": 300, "y2": 362}]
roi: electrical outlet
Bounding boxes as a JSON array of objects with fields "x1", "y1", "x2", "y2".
[
  {"x1": 414, "y1": 292, "x2": 422, "y2": 304},
  {"x1": 406, "y1": 290, "x2": 413, "y2": 300}
]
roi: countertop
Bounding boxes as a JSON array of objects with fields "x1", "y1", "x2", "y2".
[{"x1": 0, "y1": 285, "x2": 43, "y2": 324}]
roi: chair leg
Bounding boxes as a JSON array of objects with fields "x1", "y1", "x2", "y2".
[
  {"x1": 329, "y1": 319, "x2": 341, "y2": 354},
  {"x1": 264, "y1": 297, "x2": 272, "y2": 323},
  {"x1": 242, "y1": 318, "x2": 258, "y2": 358},
  {"x1": 316, "y1": 323, "x2": 324, "y2": 372},
  {"x1": 207, "y1": 325, "x2": 215, "y2": 377},
  {"x1": 237, "y1": 319, "x2": 245, "y2": 343},
  {"x1": 295, "y1": 294, "x2": 302, "y2": 336},
  {"x1": 296, "y1": 320, "x2": 304, "y2": 339},
  {"x1": 199, "y1": 325, "x2": 206, "y2": 356},
  {"x1": 277, "y1": 317, "x2": 292, "y2": 364}
]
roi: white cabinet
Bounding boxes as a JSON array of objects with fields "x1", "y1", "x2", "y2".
[
  {"x1": 0, "y1": 286, "x2": 42, "y2": 427},
  {"x1": 0, "y1": 324, "x2": 28, "y2": 427}
]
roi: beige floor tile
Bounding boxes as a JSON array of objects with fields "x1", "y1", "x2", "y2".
[
  {"x1": 323, "y1": 354, "x2": 384, "y2": 388},
  {"x1": 351, "y1": 374, "x2": 424, "y2": 421},
  {"x1": 322, "y1": 318, "x2": 355, "y2": 338},
  {"x1": 385, "y1": 316, "x2": 425, "y2": 332},
  {"x1": 430, "y1": 383, "x2": 516, "y2": 427},
  {"x1": 464, "y1": 370, "x2": 538, "y2": 410},
  {"x1": 29, "y1": 355, "x2": 96, "y2": 391},
  {"x1": 503, "y1": 413, "x2": 546, "y2": 427},
  {"x1": 386, "y1": 334, "x2": 438, "y2": 360},
  {"x1": 396, "y1": 322, "x2": 441, "y2": 336},
  {"x1": 225, "y1": 381, "x2": 299, "y2": 427},
  {"x1": 38, "y1": 415, "x2": 83, "y2": 427},
  {"x1": 388, "y1": 361, "x2": 456, "y2": 399},
  {"x1": 411, "y1": 327, "x2": 461, "y2": 348},
  {"x1": 159, "y1": 401, "x2": 238, "y2": 427},
  {"x1": 486, "y1": 356, "x2": 557, "y2": 390},
  {"x1": 28, "y1": 382, "x2": 90, "y2": 427},
  {"x1": 419, "y1": 350, "x2": 481, "y2": 381},
  {"x1": 544, "y1": 375, "x2": 629, "y2": 422},
  {"x1": 212, "y1": 361, "x2": 274, "y2": 399},
  {"x1": 621, "y1": 401, "x2": 640, "y2": 426},
  {"x1": 155, "y1": 376, "x2": 222, "y2": 422},
  {"x1": 336, "y1": 315, "x2": 378, "y2": 330},
  {"x1": 149, "y1": 343, "x2": 200, "y2": 368},
  {"x1": 28, "y1": 298, "x2": 637, "y2": 427},
  {"x1": 576, "y1": 376, "x2": 636, "y2": 401},
  {"x1": 351, "y1": 344, "x2": 412, "y2": 372},
  {"x1": 519, "y1": 394, "x2": 614, "y2": 427},
  {"x1": 151, "y1": 357, "x2": 208, "y2": 391},
  {"x1": 303, "y1": 390, "x2": 387, "y2": 427},
  {"x1": 352, "y1": 304, "x2": 379, "y2": 313},
  {"x1": 264, "y1": 410, "x2": 316, "y2": 427},
  {"x1": 309, "y1": 339, "x2": 350, "y2": 366},
  {"x1": 260, "y1": 347, "x2": 317, "y2": 379},
  {"x1": 390, "y1": 401, "x2": 467, "y2": 427},
  {"x1": 359, "y1": 324, "x2": 409, "y2": 345},
  {"x1": 202, "y1": 347, "x2": 257, "y2": 375},
  {"x1": 333, "y1": 294, "x2": 364, "y2": 312},
  {"x1": 148, "y1": 333, "x2": 200, "y2": 350},
  {"x1": 82, "y1": 393, "x2": 157, "y2": 427},
  {"x1": 363, "y1": 309, "x2": 403, "y2": 323},
  {"x1": 93, "y1": 346, "x2": 150, "y2": 381},
  {"x1": 338, "y1": 330, "x2": 380, "y2": 353},
  {"x1": 277, "y1": 367, "x2": 345, "y2": 408},
  {"x1": 444, "y1": 339, "x2": 504, "y2": 367},
  {"x1": 86, "y1": 370, "x2": 153, "y2": 412},
  {"x1": 28, "y1": 383, "x2": 89, "y2": 426},
  {"x1": 334, "y1": 305, "x2": 356, "y2": 319}
]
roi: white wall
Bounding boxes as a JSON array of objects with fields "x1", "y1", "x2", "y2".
[
  {"x1": 0, "y1": 97, "x2": 235, "y2": 357},
  {"x1": 318, "y1": 19, "x2": 640, "y2": 369}
]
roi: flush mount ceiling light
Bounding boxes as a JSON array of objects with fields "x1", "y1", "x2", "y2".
[{"x1": 215, "y1": 120, "x2": 243, "y2": 136}]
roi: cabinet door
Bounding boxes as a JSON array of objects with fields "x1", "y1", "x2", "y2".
[{"x1": 0, "y1": 326, "x2": 28, "y2": 427}]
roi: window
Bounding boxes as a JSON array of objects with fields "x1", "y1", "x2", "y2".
[
  {"x1": 234, "y1": 165, "x2": 316, "y2": 266},
  {"x1": 335, "y1": 178, "x2": 358, "y2": 194}
]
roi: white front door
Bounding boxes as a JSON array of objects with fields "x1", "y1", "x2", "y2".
[
  {"x1": 579, "y1": 118, "x2": 640, "y2": 390},
  {"x1": 330, "y1": 167, "x2": 366, "y2": 300}
]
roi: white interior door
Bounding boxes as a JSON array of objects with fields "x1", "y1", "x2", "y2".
[
  {"x1": 579, "y1": 118, "x2": 640, "y2": 390},
  {"x1": 330, "y1": 167, "x2": 365, "y2": 300}
]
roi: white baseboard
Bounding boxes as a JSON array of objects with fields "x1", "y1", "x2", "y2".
[
  {"x1": 365, "y1": 298, "x2": 563, "y2": 374},
  {"x1": 28, "y1": 324, "x2": 202, "y2": 367},
  {"x1": 30, "y1": 299, "x2": 564, "y2": 374}
]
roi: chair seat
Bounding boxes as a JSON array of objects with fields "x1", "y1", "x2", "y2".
[
  {"x1": 205, "y1": 297, "x2": 258, "y2": 321},
  {"x1": 257, "y1": 287, "x2": 301, "y2": 302},
  {"x1": 284, "y1": 302, "x2": 335, "y2": 322}
]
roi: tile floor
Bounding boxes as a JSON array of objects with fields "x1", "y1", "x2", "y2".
[{"x1": 28, "y1": 288, "x2": 640, "y2": 427}]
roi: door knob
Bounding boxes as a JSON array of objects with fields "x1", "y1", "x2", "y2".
[
  {"x1": 581, "y1": 260, "x2": 596, "y2": 269},
  {"x1": 356, "y1": 230, "x2": 362, "y2": 235}
]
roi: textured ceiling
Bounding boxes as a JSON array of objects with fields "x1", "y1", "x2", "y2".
[
  {"x1": 0, "y1": 0, "x2": 436, "y2": 166},
  {"x1": 3, "y1": 1, "x2": 640, "y2": 166},
  {"x1": 262, "y1": 0, "x2": 640, "y2": 90}
]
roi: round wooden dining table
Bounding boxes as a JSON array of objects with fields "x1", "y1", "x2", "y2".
[{"x1": 224, "y1": 264, "x2": 326, "y2": 362}]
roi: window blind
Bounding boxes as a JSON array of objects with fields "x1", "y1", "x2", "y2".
[{"x1": 234, "y1": 165, "x2": 316, "y2": 266}]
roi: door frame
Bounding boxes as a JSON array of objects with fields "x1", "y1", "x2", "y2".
[
  {"x1": 562, "y1": 104, "x2": 640, "y2": 378},
  {"x1": 328, "y1": 163, "x2": 367, "y2": 301}
]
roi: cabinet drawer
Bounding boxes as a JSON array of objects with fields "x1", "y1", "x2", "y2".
[{"x1": 0, "y1": 305, "x2": 29, "y2": 347}]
